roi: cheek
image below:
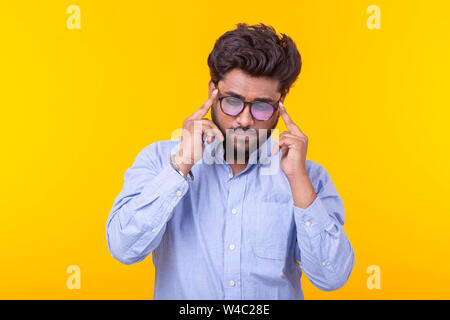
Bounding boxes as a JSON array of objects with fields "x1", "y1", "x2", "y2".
[
  {"x1": 272, "y1": 115, "x2": 279, "y2": 129},
  {"x1": 211, "y1": 105, "x2": 227, "y2": 133},
  {"x1": 255, "y1": 121, "x2": 278, "y2": 142},
  {"x1": 213, "y1": 104, "x2": 231, "y2": 123}
]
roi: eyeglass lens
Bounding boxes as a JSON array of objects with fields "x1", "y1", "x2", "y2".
[{"x1": 221, "y1": 97, "x2": 274, "y2": 121}]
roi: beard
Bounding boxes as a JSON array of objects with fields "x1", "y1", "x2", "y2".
[{"x1": 211, "y1": 105, "x2": 278, "y2": 164}]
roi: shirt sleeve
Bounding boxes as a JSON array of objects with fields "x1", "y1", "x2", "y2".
[
  {"x1": 105, "y1": 142, "x2": 189, "y2": 265},
  {"x1": 293, "y1": 162, "x2": 355, "y2": 291}
]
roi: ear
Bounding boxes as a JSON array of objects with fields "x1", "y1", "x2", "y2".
[
  {"x1": 208, "y1": 80, "x2": 216, "y2": 97},
  {"x1": 276, "y1": 94, "x2": 286, "y2": 117}
]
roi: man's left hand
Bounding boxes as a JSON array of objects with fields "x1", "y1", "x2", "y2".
[
  {"x1": 272, "y1": 101, "x2": 309, "y2": 178},
  {"x1": 272, "y1": 101, "x2": 317, "y2": 208}
]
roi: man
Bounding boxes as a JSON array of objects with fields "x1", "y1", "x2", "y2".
[{"x1": 106, "y1": 23, "x2": 354, "y2": 299}]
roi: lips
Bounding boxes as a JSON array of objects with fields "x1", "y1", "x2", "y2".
[
  {"x1": 227, "y1": 129, "x2": 258, "y2": 143},
  {"x1": 230, "y1": 133, "x2": 252, "y2": 141},
  {"x1": 231, "y1": 131, "x2": 248, "y2": 137}
]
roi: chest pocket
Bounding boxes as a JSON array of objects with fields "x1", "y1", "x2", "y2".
[{"x1": 252, "y1": 201, "x2": 294, "y2": 260}]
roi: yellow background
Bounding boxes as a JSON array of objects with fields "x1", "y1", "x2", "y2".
[{"x1": 1, "y1": 0, "x2": 449, "y2": 299}]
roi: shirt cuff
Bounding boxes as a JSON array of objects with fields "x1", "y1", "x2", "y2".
[{"x1": 293, "y1": 196, "x2": 334, "y2": 238}]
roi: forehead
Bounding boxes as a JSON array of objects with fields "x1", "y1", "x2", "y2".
[{"x1": 219, "y1": 69, "x2": 280, "y2": 99}]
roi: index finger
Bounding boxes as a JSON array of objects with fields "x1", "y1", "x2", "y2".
[
  {"x1": 278, "y1": 101, "x2": 304, "y2": 136},
  {"x1": 189, "y1": 89, "x2": 218, "y2": 120}
]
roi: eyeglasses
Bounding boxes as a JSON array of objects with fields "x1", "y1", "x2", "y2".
[{"x1": 216, "y1": 89, "x2": 280, "y2": 121}]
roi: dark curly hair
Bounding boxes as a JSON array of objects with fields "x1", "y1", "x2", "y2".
[{"x1": 207, "y1": 23, "x2": 302, "y2": 97}]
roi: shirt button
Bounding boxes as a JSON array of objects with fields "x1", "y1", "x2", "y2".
[
  {"x1": 229, "y1": 244, "x2": 235, "y2": 250},
  {"x1": 228, "y1": 173, "x2": 233, "y2": 178},
  {"x1": 176, "y1": 190, "x2": 182, "y2": 196},
  {"x1": 152, "y1": 228, "x2": 157, "y2": 233},
  {"x1": 305, "y1": 221, "x2": 311, "y2": 227},
  {"x1": 229, "y1": 280, "x2": 235, "y2": 287},
  {"x1": 231, "y1": 209, "x2": 237, "y2": 215},
  {"x1": 321, "y1": 261, "x2": 326, "y2": 266}
]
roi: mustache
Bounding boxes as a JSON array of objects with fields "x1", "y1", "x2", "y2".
[{"x1": 227, "y1": 128, "x2": 254, "y2": 134}]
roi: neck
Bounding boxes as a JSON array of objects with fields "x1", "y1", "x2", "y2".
[
  {"x1": 223, "y1": 150, "x2": 249, "y2": 176},
  {"x1": 228, "y1": 162, "x2": 247, "y2": 176}
]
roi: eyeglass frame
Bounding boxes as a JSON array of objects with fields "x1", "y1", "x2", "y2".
[{"x1": 215, "y1": 88, "x2": 282, "y2": 122}]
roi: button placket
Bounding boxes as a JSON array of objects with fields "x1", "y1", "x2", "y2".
[{"x1": 223, "y1": 176, "x2": 244, "y2": 299}]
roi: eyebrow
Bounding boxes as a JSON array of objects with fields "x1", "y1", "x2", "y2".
[{"x1": 223, "y1": 90, "x2": 276, "y2": 104}]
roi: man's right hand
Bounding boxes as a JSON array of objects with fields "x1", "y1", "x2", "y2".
[{"x1": 174, "y1": 89, "x2": 224, "y2": 175}]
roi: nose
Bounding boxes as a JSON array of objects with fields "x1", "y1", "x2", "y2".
[{"x1": 236, "y1": 103, "x2": 255, "y2": 127}]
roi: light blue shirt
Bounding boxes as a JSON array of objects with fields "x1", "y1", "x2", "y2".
[{"x1": 106, "y1": 135, "x2": 354, "y2": 299}]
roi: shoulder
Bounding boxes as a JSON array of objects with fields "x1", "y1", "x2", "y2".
[
  {"x1": 134, "y1": 138, "x2": 181, "y2": 167},
  {"x1": 304, "y1": 159, "x2": 344, "y2": 223},
  {"x1": 305, "y1": 158, "x2": 328, "y2": 177},
  {"x1": 305, "y1": 159, "x2": 333, "y2": 193},
  {"x1": 141, "y1": 138, "x2": 181, "y2": 155}
]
